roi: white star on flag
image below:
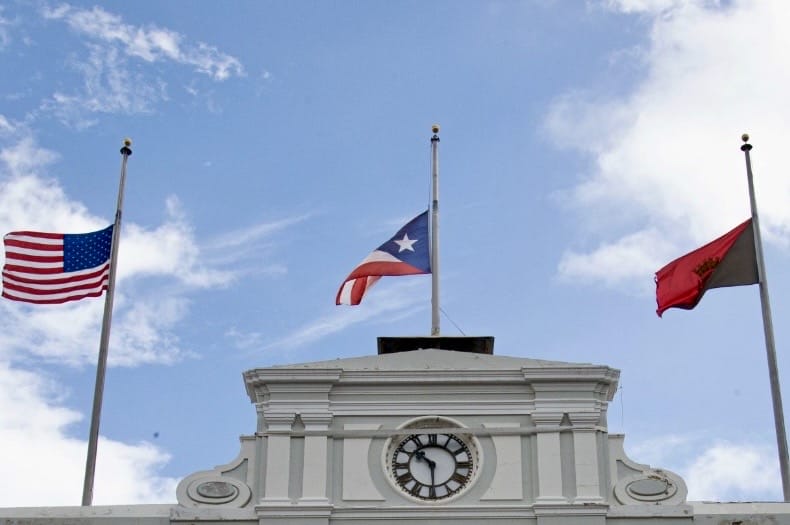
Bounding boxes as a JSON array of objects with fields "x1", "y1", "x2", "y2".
[{"x1": 394, "y1": 233, "x2": 418, "y2": 252}]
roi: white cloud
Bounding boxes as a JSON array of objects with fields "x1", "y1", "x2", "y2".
[
  {"x1": 627, "y1": 433, "x2": 781, "y2": 501},
  {"x1": 0, "y1": 362, "x2": 177, "y2": 506},
  {"x1": 684, "y1": 442, "x2": 780, "y2": 501},
  {"x1": 41, "y1": 4, "x2": 244, "y2": 81},
  {"x1": 120, "y1": 217, "x2": 235, "y2": 290},
  {"x1": 558, "y1": 228, "x2": 675, "y2": 289},
  {"x1": 0, "y1": 136, "x2": 60, "y2": 177},
  {"x1": 548, "y1": 1, "x2": 790, "y2": 289}
]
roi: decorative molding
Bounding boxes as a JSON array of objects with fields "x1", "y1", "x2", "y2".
[{"x1": 177, "y1": 474, "x2": 252, "y2": 508}]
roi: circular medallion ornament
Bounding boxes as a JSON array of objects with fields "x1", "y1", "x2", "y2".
[
  {"x1": 196, "y1": 481, "x2": 237, "y2": 499},
  {"x1": 384, "y1": 417, "x2": 480, "y2": 502}
]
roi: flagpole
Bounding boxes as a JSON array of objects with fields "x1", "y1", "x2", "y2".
[
  {"x1": 430, "y1": 125, "x2": 440, "y2": 336},
  {"x1": 81, "y1": 139, "x2": 132, "y2": 506},
  {"x1": 741, "y1": 133, "x2": 790, "y2": 501}
]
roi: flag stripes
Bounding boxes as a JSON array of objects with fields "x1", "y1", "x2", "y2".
[
  {"x1": 336, "y1": 211, "x2": 431, "y2": 305},
  {"x1": 2, "y1": 226, "x2": 114, "y2": 304}
]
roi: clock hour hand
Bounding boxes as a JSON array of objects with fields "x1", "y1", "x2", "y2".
[{"x1": 414, "y1": 449, "x2": 436, "y2": 469}]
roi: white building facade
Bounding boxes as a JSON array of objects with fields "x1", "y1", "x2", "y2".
[{"x1": 3, "y1": 341, "x2": 790, "y2": 524}]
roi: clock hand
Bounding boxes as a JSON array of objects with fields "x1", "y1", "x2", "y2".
[{"x1": 414, "y1": 450, "x2": 437, "y2": 469}]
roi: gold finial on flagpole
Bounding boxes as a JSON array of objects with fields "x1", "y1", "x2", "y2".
[
  {"x1": 741, "y1": 133, "x2": 752, "y2": 152},
  {"x1": 121, "y1": 138, "x2": 133, "y2": 156}
]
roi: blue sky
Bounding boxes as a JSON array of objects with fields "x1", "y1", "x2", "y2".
[{"x1": 1, "y1": 0, "x2": 790, "y2": 505}]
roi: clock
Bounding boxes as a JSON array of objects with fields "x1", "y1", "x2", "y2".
[{"x1": 386, "y1": 427, "x2": 479, "y2": 502}]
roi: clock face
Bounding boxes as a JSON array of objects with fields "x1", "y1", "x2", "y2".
[{"x1": 390, "y1": 433, "x2": 475, "y2": 501}]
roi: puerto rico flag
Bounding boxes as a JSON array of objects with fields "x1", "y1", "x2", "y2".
[{"x1": 336, "y1": 210, "x2": 431, "y2": 305}]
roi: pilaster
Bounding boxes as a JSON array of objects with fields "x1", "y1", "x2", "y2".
[
  {"x1": 300, "y1": 413, "x2": 333, "y2": 504},
  {"x1": 573, "y1": 428, "x2": 604, "y2": 503},
  {"x1": 260, "y1": 413, "x2": 295, "y2": 505},
  {"x1": 532, "y1": 412, "x2": 566, "y2": 505}
]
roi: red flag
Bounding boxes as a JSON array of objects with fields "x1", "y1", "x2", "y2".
[{"x1": 655, "y1": 219, "x2": 758, "y2": 316}]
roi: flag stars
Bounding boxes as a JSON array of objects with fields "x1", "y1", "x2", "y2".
[
  {"x1": 63, "y1": 226, "x2": 114, "y2": 272},
  {"x1": 393, "y1": 233, "x2": 418, "y2": 252}
]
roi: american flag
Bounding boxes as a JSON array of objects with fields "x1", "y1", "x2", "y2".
[{"x1": 2, "y1": 225, "x2": 114, "y2": 304}]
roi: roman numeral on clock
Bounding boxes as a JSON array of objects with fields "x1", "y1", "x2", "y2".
[
  {"x1": 451, "y1": 472, "x2": 468, "y2": 484},
  {"x1": 397, "y1": 472, "x2": 414, "y2": 485},
  {"x1": 409, "y1": 482, "x2": 426, "y2": 496}
]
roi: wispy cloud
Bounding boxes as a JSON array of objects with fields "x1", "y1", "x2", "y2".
[
  {"x1": 201, "y1": 213, "x2": 310, "y2": 278},
  {"x1": 208, "y1": 213, "x2": 311, "y2": 253},
  {"x1": 225, "y1": 326, "x2": 264, "y2": 350},
  {"x1": 0, "y1": 6, "x2": 12, "y2": 49},
  {"x1": 36, "y1": 3, "x2": 244, "y2": 126},
  {"x1": 41, "y1": 4, "x2": 244, "y2": 80},
  {"x1": 0, "y1": 114, "x2": 15, "y2": 134},
  {"x1": 262, "y1": 279, "x2": 428, "y2": 353},
  {"x1": 42, "y1": 44, "x2": 167, "y2": 128}
]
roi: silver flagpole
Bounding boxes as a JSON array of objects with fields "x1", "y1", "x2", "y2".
[
  {"x1": 430, "y1": 125, "x2": 440, "y2": 336},
  {"x1": 82, "y1": 139, "x2": 132, "y2": 506},
  {"x1": 741, "y1": 133, "x2": 790, "y2": 501}
]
